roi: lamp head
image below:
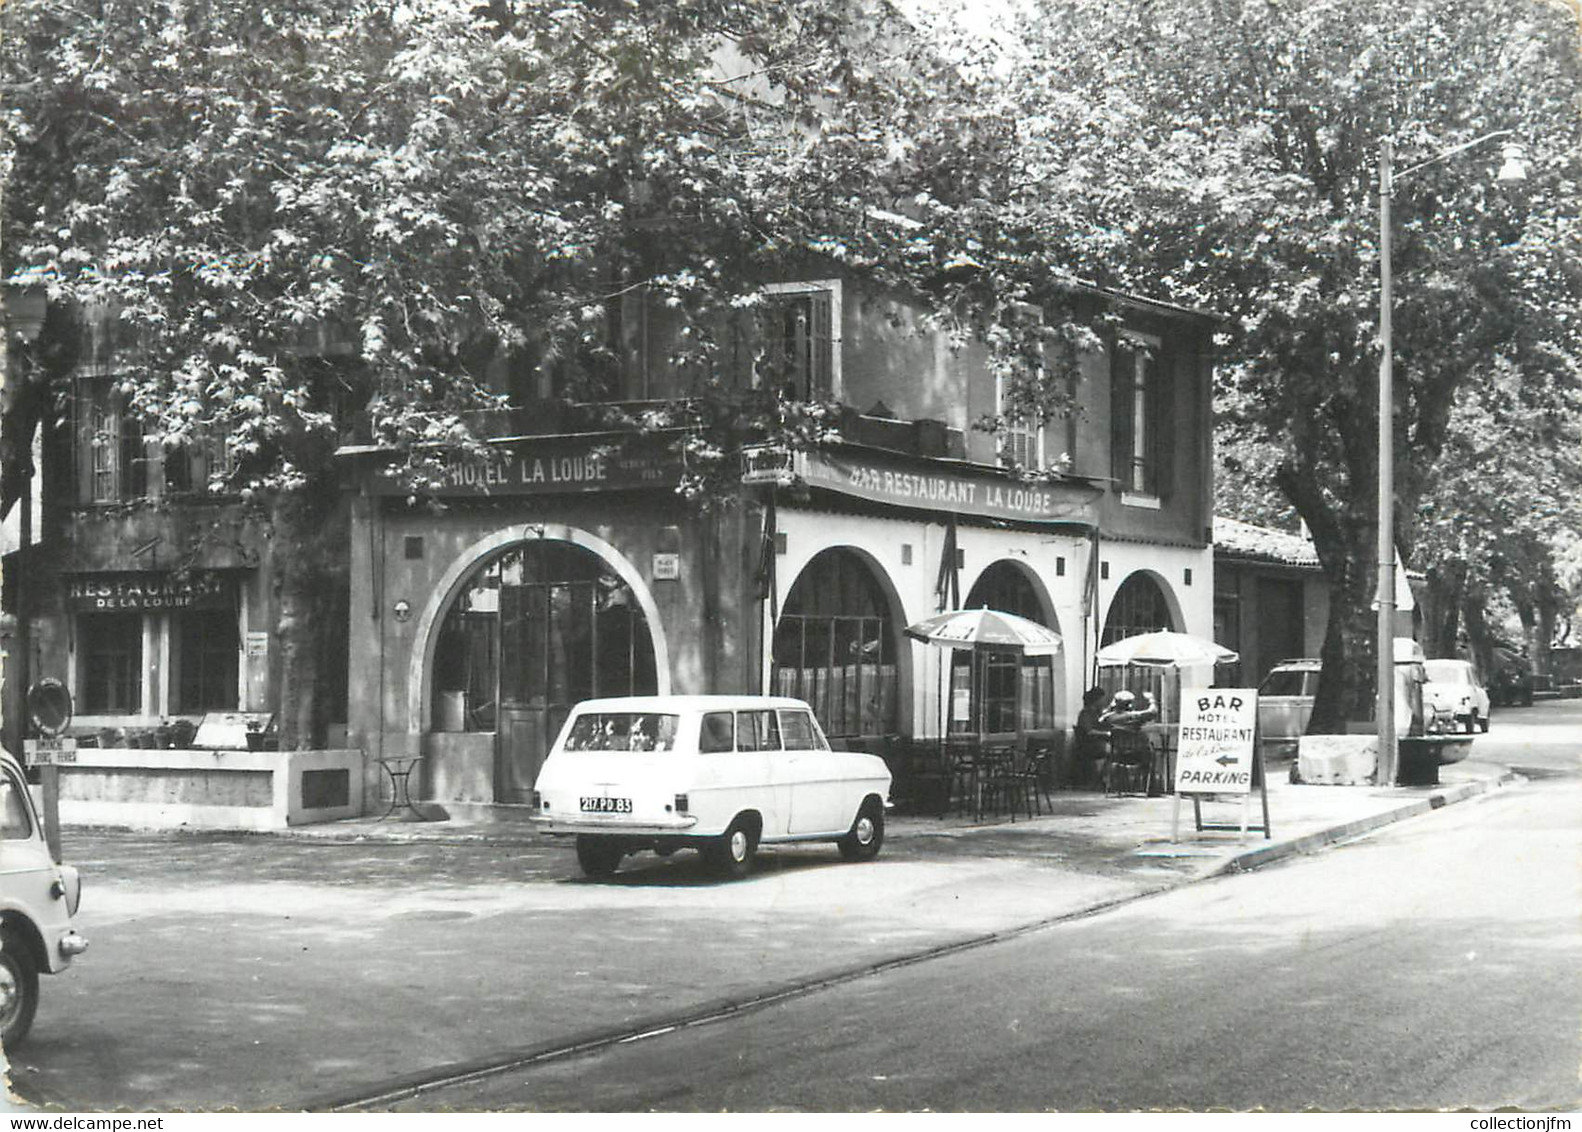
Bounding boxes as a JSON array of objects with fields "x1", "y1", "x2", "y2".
[{"x1": 1497, "y1": 144, "x2": 1527, "y2": 183}]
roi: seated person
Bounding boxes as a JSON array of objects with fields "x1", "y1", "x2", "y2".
[
  {"x1": 1074, "y1": 686, "x2": 1111, "y2": 755},
  {"x1": 1072, "y1": 686, "x2": 1112, "y2": 784},
  {"x1": 1099, "y1": 690, "x2": 1159, "y2": 765}
]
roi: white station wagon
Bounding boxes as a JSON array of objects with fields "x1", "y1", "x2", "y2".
[{"x1": 532, "y1": 695, "x2": 892, "y2": 879}]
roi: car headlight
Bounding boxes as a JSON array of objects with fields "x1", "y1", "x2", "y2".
[{"x1": 52, "y1": 864, "x2": 81, "y2": 916}]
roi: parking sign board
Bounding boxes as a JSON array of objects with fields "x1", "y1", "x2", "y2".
[{"x1": 1174, "y1": 689, "x2": 1257, "y2": 795}]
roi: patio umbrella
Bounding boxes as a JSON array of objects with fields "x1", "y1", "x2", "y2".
[
  {"x1": 906, "y1": 607, "x2": 1062, "y2": 757},
  {"x1": 904, "y1": 607, "x2": 1064, "y2": 655},
  {"x1": 1095, "y1": 630, "x2": 1238, "y2": 668}
]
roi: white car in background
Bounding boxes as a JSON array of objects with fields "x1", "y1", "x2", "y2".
[
  {"x1": 532, "y1": 695, "x2": 892, "y2": 879},
  {"x1": 1257, "y1": 659, "x2": 1321, "y2": 759},
  {"x1": 1423, "y1": 659, "x2": 1491, "y2": 734}
]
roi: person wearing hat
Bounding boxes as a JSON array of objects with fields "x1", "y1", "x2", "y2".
[
  {"x1": 1100, "y1": 689, "x2": 1159, "y2": 790},
  {"x1": 1100, "y1": 689, "x2": 1158, "y2": 731}
]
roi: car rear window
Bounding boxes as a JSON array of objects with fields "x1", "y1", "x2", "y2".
[
  {"x1": 1260, "y1": 670, "x2": 1311, "y2": 697},
  {"x1": 1423, "y1": 661, "x2": 1471, "y2": 684},
  {"x1": 562, "y1": 713, "x2": 679, "y2": 752}
]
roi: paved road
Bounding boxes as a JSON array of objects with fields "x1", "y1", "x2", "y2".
[
  {"x1": 5, "y1": 804, "x2": 1149, "y2": 1110},
  {"x1": 1476, "y1": 696, "x2": 1582, "y2": 777},
  {"x1": 398, "y1": 770, "x2": 1582, "y2": 1112}
]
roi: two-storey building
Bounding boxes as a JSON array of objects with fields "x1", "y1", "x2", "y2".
[
  {"x1": 339, "y1": 272, "x2": 1217, "y2": 811},
  {"x1": 1, "y1": 299, "x2": 348, "y2": 754}
]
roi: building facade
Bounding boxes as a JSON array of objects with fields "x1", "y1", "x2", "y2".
[
  {"x1": 342, "y1": 276, "x2": 1218, "y2": 808},
  {"x1": 1, "y1": 302, "x2": 347, "y2": 754},
  {"x1": 1213, "y1": 515, "x2": 1421, "y2": 689}
]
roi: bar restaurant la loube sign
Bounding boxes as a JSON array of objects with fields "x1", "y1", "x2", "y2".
[{"x1": 743, "y1": 444, "x2": 1096, "y2": 525}]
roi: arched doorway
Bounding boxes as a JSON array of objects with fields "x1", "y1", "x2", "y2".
[
  {"x1": 772, "y1": 549, "x2": 900, "y2": 743},
  {"x1": 954, "y1": 561, "x2": 1060, "y2": 739},
  {"x1": 429, "y1": 540, "x2": 657, "y2": 802}
]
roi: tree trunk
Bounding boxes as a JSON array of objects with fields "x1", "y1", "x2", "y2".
[
  {"x1": 1276, "y1": 459, "x2": 1379, "y2": 737},
  {"x1": 1462, "y1": 594, "x2": 1496, "y2": 682},
  {"x1": 1423, "y1": 563, "x2": 1464, "y2": 658},
  {"x1": 270, "y1": 487, "x2": 349, "y2": 750},
  {"x1": 1535, "y1": 601, "x2": 1557, "y2": 680},
  {"x1": 1307, "y1": 521, "x2": 1380, "y2": 735}
]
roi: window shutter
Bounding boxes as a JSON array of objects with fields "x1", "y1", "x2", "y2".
[
  {"x1": 1109, "y1": 342, "x2": 1134, "y2": 486},
  {"x1": 1150, "y1": 352, "x2": 1175, "y2": 500},
  {"x1": 809, "y1": 292, "x2": 833, "y2": 397},
  {"x1": 122, "y1": 409, "x2": 147, "y2": 499}
]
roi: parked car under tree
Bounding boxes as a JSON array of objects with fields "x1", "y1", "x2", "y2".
[{"x1": 1422, "y1": 659, "x2": 1492, "y2": 733}]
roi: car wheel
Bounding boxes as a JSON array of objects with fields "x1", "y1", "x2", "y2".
[
  {"x1": 706, "y1": 817, "x2": 758, "y2": 880},
  {"x1": 0, "y1": 932, "x2": 39, "y2": 1049},
  {"x1": 1479, "y1": 711, "x2": 1490, "y2": 733},
  {"x1": 575, "y1": 835, "x2": 623, "y2": 879},
  {"x1": 838, "y1": 799, "x2": 885, "y2": 862},
  {"x1": 1467, "y1": 711, "x2": 1479, "y2": 735}
]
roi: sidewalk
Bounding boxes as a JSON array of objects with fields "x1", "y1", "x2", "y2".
[{"x1": 281, "y1": 755, "x2": 1515, "y2": 881}]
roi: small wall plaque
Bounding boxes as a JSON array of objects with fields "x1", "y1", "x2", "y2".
[{"x1": 653, "y1": 553, "x2": 681, "y2": 580}]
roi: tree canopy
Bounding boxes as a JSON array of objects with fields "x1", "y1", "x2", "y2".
[
  {"x1": 5, "y1": 0, "x2": 1580, "y2": 739},
  {"x1": 975, "y1": 0, "x2": 1582, "y2": 726}
]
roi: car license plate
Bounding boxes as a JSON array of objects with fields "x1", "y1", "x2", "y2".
[{"x1": 579, "y1": 796, "x2": 632, "y2": 814}]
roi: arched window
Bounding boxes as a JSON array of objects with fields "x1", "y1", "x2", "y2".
[
  {"x1": 1101, "y1": 572, "x2": 1174, "y2": 645},
  {"x1": 1099, "y1": 571, "x2": 1176, "y2": 707},
  {"x1": 955, "y1": 562, "x2": 1057, "y2": 735},
  {"x1": 773, "y1": 549, "x2": 897, "y2": 739}
]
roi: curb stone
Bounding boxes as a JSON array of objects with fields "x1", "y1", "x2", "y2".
[{"x1": 1211, "y1": 769, "x2": 1518, "y2": 876}]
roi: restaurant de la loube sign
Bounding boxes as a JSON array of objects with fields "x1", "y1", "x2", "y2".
[{"x1": 743, "y1": 444, "x2": 1096, "y2": 525}]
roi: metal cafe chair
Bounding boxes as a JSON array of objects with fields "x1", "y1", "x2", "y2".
[
  {"x1": 1014, "y1": 740, "x2": 1055, "y2": 816},
  {"x1": 943, "y1": 736, "x2": 981, "y2": 818},
  {"x1": 1104, "y1": 729, "x2": 1154, "y2": 797},
  {"x1": 976, "y1": 743, "x2": 1023, "y2": 821}
]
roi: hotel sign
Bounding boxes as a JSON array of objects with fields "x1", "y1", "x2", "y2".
[
  {"x1": 746, "y1": 445, "x2": 1096, "y2": 525},
  {"x1": 67, "y1": 571, "x2": 235, "y2": 612},
  {"x1": 741, "y1": 445, "x2": 803, "y2": 485},
  {"x1": 373, "y1": 437, "x2": 682, "y2": 497}
]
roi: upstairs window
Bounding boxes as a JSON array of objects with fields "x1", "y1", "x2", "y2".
[
  {"x1": 1110, "y1": 332, "x2": 1168, "y2": 499},
  {"x1": 77, "y1": 378, "x2": 148, "y2": 504},
  {"x1": 996, "y1": 372, "x2": 1044, "y2": 471},
  {"x1": 755, "y1": 281, "x2": 841, "y2": 401}
]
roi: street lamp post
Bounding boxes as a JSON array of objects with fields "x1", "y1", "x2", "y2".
[{"x1": 1374, "y1": 131, "x2": 1526, "y2": 786}]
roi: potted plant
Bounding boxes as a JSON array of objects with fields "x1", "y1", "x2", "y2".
[{"x1": 245, "y1": 719, "x2": 266, "y2": 751}]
